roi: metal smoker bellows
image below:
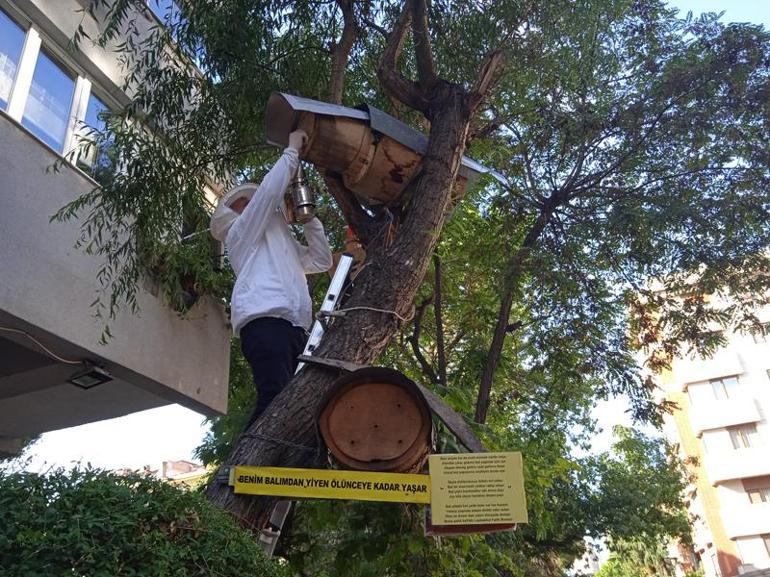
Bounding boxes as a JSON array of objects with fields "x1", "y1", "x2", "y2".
[{"x1": 285, "y1": 162, "x2": 316, "y2": 224}]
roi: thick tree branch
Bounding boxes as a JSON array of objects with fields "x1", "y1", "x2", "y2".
[
  {"x1": 328, "y1": 0, "x2": 357, "y2": 105},
  {"x1": 376, "y1": 3, "x2": 427, "y2": 113},
  {"x1": 433, "y1": 252, "x2": 447, "y2": 387},
  {"x1": 468, "y1": 48, "x2": 505, "y2": 112},
  {"x1": 409, "y1": 0, "x2": 436, "y2": 88}
]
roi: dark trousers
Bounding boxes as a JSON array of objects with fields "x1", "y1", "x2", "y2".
[{"x1": 240, "y1": 317, "x2": 307, "y2": 427}]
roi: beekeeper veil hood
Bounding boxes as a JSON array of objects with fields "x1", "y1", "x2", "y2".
[{"x1": 209, "y1": 183, "x2": 258, "y2": 242}]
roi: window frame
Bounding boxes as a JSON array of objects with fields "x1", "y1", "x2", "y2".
[
  {"x1": 0, "y1": 5, "x2": 27, "y2": 108},
  {"x1": 747, "y1": 487, "x2": 770, "y2": 504},
  {"x1": 710, "y1": 376, "x2": 740, "y2": 400},
  {"x1": 0, "y1": 4, "x2": 114, "y2": 163},
  {"x1": 75, "y1": 86, "x2": 115, "y2": 174},
  {"x1": 19, "y1": 46, "x2": 78, "y2": 153},
  {"x1": 687, "y1": 375, "x2": 741, "y2": 405},
  {"x1": 728, "y1": 424, "x2": 760, "y2": 450}
]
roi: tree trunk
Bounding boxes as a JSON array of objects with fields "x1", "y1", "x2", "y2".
[{"x1": 207, "y1": 83, "x2": 473, "y2": 526}]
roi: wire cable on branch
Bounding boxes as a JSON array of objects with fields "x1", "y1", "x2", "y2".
[{"x1": 318, "y1": 305, "x2": 413, "y2": 324}]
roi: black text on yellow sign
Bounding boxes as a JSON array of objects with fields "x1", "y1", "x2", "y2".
[
  {"x1": 428, "y1": 452, "x2": 528, "y2": 525},
  {"x1": 230, "y1": 466, "x2": 431, "y2": 504}
]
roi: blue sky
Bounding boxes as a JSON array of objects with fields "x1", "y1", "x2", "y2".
[
  {"x1": 16, "y1": 1, "x2": 770, "y2": 473},
  {"x1": 668, "y1": 0, "x2": 770, "y2": 27}
]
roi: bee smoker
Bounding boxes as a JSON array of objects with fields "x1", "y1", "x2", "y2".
[{"x1": 284, "y1": 162, "x2": 316, "y2": 224}]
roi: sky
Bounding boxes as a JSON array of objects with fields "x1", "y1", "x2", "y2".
[
  {"x1": 13, "y1": 0, "x2": 770, "y2": 473},
  {"x1": 17, "y1": 405, "x2": 209, "y2": 473},
  {"x1": 667, "y1": 0, "x2": 770, "y2": 27}
]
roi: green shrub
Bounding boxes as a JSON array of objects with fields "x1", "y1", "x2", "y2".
[{"x1": 0, "y1": 468, "x2": 287, "y2": 577}]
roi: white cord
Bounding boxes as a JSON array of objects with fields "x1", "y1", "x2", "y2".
[
  {"x1": 0, "y1": 326, "x2": 83, "y2": 365},
  {"x1": 319, "y1": 306, "x2": 411, "y2": 323}
]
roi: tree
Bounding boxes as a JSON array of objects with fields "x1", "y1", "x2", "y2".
[
  {"x1": 62, "y1": 0, "x2": 770, "y2": 538},
  {"x1": 607, "y1": 537, "x2": 676, "y2": 577},
  {"x1": 595, "y1": 557, "x2": 647, "y2": 577}
]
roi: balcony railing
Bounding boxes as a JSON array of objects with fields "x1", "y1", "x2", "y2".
[
  {"x1": 704, "y1": 447, "x2": 770, "y2": 485},
  {"x1": 690, "y1": 397, "x2": 760, "y2": 436},
  {"x1": 723, "y1": 502, "x2": 770, "y2": 539}
]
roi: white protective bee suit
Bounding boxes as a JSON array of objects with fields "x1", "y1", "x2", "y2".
[{"x1": 210, "y1": 146, "x2": 332, "y2": 422}]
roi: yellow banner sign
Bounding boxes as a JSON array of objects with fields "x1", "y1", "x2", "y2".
[
  {"x1": 230, "y1": 466, "x2": 431, "y2": 503},
  {"x1": 428, "y1": 452, "x2": 528, "y2": 525}
]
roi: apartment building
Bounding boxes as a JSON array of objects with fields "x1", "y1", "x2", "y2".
[
  {"x1": 660, "y1": 321, "x2": 770, "y2": 577},
  {"x1": 0, "y1": 0, "x2": 229, "y2": 455}
]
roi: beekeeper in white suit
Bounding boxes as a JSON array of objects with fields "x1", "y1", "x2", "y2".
[{"x1": 210, "y1": 129, "x2": 332, "y2": 426}]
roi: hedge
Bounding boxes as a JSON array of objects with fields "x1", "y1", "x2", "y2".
[{"x1": 0, "y1": 468, "x2": 287, "y2": 577}]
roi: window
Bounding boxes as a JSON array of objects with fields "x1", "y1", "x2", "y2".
[
  {"x1": 21, "y1": 50, "x2": 75, "y2": 152},
  {"x1": 688, "y1": 376, "x2": 741, "y2": 404},
  {"x1": 0, "y1": 9, "x2": 25, "y2": 109},
  {"x1": 711, "y1": 376, "x2": 740, "y2": 400},
  {"x1": 747, "y1": 487, "x2": 770, "y2": 504},
  {"x1": 743, "y1": 476, "x2": 770, "y2": 504},
  {"x1": 728, "y1": 424, "x2": 760, "y2": 449},
  {"x1": 1, "y1": 6, "x2": 115, "y2": 167},
  {"x1": 147, "y1": 0, "x2": 181, "y2": 25}
]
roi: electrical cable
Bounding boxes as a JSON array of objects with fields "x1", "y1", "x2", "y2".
[{"x1": 0, "y1": 326, "x2": 83, "y2": 365}]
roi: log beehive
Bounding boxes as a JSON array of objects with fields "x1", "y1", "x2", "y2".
[
  {"x1": 265, "y1": 93, "x2": 486, "y2": 207},
  {"x1": 318, "y1": 367, "x2": 433, "y2": 473}
]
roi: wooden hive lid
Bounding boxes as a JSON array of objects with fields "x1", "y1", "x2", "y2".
[{"x1": 318, "y1": 368, "x2": 433, "y2": 472}]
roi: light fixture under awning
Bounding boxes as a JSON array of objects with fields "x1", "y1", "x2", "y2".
[{"x1": 68, "y1": 363, "x2": 113, "y2": 390}]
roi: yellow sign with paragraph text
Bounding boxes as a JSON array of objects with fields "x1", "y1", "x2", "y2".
[{"x1": 428, "y1": 452, "x2": 528, "y2": 525}]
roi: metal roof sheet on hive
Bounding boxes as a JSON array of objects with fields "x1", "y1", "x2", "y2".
[{"x1": 265, "y1": 92, "x2": 506, "y2": 188}]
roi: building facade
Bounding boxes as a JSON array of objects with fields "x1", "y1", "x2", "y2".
[
  {"x1": 661, "y1": 323, "x2": 770, "y2": 577},
  {"x1": 0, "y1": 0, "x2": 229, "y2": 455}
]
